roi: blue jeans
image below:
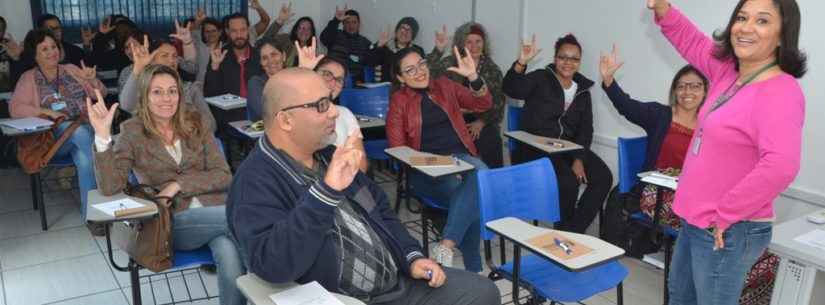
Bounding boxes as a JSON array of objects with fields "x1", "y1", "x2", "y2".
[
  {"x1": 668, "y1": 219, "x2": 772, "y2": 305},
  {"x1": 173, "y1": 205, "x2": 246, "y2": 305},
  {"x1": 53, "y1": 122, "x2": 96, "y2": 220},
  {"x1": 408, "y1": 153, "x2": 487, "y2": 272}
]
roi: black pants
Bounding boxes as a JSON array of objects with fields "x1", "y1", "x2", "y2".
[
  {"x1": 472, "y1": 122, "x2": 503, "y2": 169},
  {"x1": 513, "y1": 144, "x2": 613, "y2": 233}
]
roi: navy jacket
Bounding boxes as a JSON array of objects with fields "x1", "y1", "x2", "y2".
[
  {"x1": 503, "y1": 63, "x2": 594, "y2": 160},
  {"x1": 226, "y1": 137, "x2": 424, "y2": 291},
  {"x1": 602, "y1": 81, "x2": 673, "y2": 171}
]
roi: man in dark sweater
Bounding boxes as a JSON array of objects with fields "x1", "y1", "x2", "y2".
[
  {"x1": 204, "y1": 13, "x2": 261, "y2": 98},
  {"x1": 320, "y1": 7, "x2": 372, "y2": 83},
  {"x1": 227, "y1": 68, "x2": 499, "y2": 305}
]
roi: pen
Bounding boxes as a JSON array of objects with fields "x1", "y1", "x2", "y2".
[
  {"x1": 452, "y1": 156, "x2": 460, "y2": 166},
  {"x1": 554, "y1": 238, "x2": 572, "y2": 255}
]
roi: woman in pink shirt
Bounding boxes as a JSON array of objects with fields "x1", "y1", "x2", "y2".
[{"x1": 648, "y1": 0, "x2": 806, "y2": 304}]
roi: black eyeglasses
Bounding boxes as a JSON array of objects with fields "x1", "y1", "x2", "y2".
[
  {"x1": 676, "y1": 82, "x2": 704, "y2": 91},
  {"x1": 318, "y1": 70, "x2": 345, "y2": 85},
  {"x1": 555, "y1": 55, "x2": 581, "y2": 63},
  {"x1": 280, "y1": 96, "x2": 333, "y2": 113},
  {"x1": 401, "y1": 60, "x2": 428, "y2": 76}
]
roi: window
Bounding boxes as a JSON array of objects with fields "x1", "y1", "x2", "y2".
[{"x1": 31, "y1": 0, "x2": 247, "y2": 43}]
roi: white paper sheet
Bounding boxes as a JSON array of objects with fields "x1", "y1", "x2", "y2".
[
  {"x1": 0, "y1": 117, "x2": 54, "y2": 131},
  {"x1": 269, "y1": 281, "x2": 345, "y2": 305},
  {"x1": 793, "y1": 229, "x2": 825, "y2": 251},
  {"x1": 205, "y1": 94, "x2": 246, "y2": 107},
  {"x1": 92, "y1": 198, "x2": 146, "y2": 217}
]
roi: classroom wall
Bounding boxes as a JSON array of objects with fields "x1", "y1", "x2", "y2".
[{"x1": 1, "y1": 1, "x2": 33, "y2": 41}]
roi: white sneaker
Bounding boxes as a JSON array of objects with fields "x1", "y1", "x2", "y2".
[{"x1": 431, "y1": 244, "x2": 454, "y2": 268}]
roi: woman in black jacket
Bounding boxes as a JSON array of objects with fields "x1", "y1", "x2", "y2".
[{"x1": 503, "y1": 34, "x2": 611, "y2": 233}]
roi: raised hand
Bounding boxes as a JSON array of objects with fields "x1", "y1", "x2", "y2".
[
  {"x1": 169, "y1": 19, "x2": 193, "y2": 45},
  {"x1": 296, "y1": 37, "x2": 325, "y2": 69},
  {"x1": 2, "y1": 35, "x2": 23, "y2": 60},
  {"x1": 324, "y1": 133, "x2": 363, "y2": 191},
  {"x1": 86, "y1": 89, "x2": 118, "y2": 140},
  {"x1": 335, "y1": 4, "x2": 348, "y2": 21},
  {"x1": 276, "y1": 2, "x2": 295, "y2": 25},
  {"x1": 248, "y1": 0, "x2": 263, "y2": 11},
  {"x1": 377, "y1": 25, "x2": 391, "y2": 47},
  {"x1": 447, "y1": 46, "x2": 479, "y2": 81},
  {"x1": 99, "y1": 17, "x2": 113, "y2": 35},
  {"x1": 131, "y1": 35, "x2": 156, "y2": 76},
  {"x1": 81, "y1": 27, "x2": 96, "y2": 47},
  {"x1": 192, "y1": 7, "x2": 207, "y2": 29},
  {"x1": 434, "y1": 25, "x2": 449, "y2": 53},
  {"x1": 518, "y1": 34, "x2": 542, "y2": 65},
  {"x1": 79, "y1": 60, "x2": 97, "y2": 81},
  {"x1": 210, "y1": 46, "x2": 228, "y2": 71},
  {"x1": 647, "y1": 0, "x2": 670, "y2": 18},
  {"x1": 599, "y1": 44, "x2": 624, "y2": 87}
]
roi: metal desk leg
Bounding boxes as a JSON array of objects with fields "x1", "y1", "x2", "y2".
[{"x1": 31, "y1": 173, "x2": 47, "y2": 231}]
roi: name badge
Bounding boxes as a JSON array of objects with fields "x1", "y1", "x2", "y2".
[
  {"x1": 349, "y1": 54, "x2": 360, "y2": 63},
  {"x1": 50, "y1": 101, "x2": 67, "y2": 111}
]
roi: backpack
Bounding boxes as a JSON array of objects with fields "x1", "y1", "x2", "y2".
[{"x1": 601, "y1": 184, "x2": 660, "y2": 258}]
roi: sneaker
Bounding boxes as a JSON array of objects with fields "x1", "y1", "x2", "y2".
[{"x1": 431, "y1": 243, "x2": 454, "y2": 268}]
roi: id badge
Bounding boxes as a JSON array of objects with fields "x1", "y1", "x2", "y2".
[
  {"x1": 50, "y1": 101, "x2": 67, "y2": 111},
  {"x1": 349, "y1": 54, "x2": 360, "y2": 63}
]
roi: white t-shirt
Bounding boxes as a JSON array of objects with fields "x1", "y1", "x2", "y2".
[
  {"x1": 325, "y1": 105, "x2": 364, "y2": 146},
  {"x1": 563, "y1": 81, "x2": 578, "y2": 111}
]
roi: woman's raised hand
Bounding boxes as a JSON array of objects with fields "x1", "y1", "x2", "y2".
[
  {"x1": 86, "y1": 89, "x2": 119, "y2": 140},
  {"x1": 599, "y1": 44, "x2": 624, "y2": 87},
  {"x1": 447, "y1": 46, "x2": 479, "y2": 81},
  {"x1": 518, "y1": 34, "x2": 542, "y2": 65}
]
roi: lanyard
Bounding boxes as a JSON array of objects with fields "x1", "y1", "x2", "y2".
[
  {"x1": 692, "y1": 61, "x2": 777, "y2": 155},
  {"x1": 37, "y1": 65, "x2": 62, "y2": 98}
]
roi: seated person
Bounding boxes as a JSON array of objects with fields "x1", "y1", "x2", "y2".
[
  {"x1": 88, "y1": 64, "x2": 245, "y2": 305},
  {"x1": 503, "y1": 33, "x2": 613, "y2": 234},
  {"x1": 9, "y1": 29, "x2": 105, "y2": 228},
  {"x1": 320, "y1": 7, "x2": 371, "y2": 83},
  {"x1": 88, "y1": 16, "x2": 136, "y2": 75},
  {"x1": 8, "y1": 15, "x2": 88, "y2": 85},
  {"x1": 1, "y1": 16, "x2": 14, "y2": 92},
  {"x1": 119, "y1": 34, "x2": 215, "y2": 133},
  {"x1": 247, "y1": 36, "x2": 290, "y2": 122},
  {"x1": 599, "y1": 46, "x2": 707, "y2": 229},
  {"x1": 284, "y1": 16, "x2": 327, "y2": 67},
  {"x1": 204, "y1": 13, "x2": 262, "y2": 98},
  {"x1": 227, "y1": 68, "x2": 499, "y2": 305},
  {"x1": 387, "y1": 47, "x2": 491, "y2": 271},
  {"x1": 362, "y1": 17, "x2": 424, "y2": 83}
]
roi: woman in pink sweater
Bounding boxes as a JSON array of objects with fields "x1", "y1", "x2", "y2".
[
  {"x1": 648, "y1": 0, "x2": 806, "y2": 304},
  {"x1": 9, "y1": 29, "x2": 106, "y2": 230}
]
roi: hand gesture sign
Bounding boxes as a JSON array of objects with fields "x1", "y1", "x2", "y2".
[
  {"x1": 377, "y1": 25, "x2": 391, "y2": 48},
  {"x1": 210, "y1": 46, "x2": 228, "y2": 71},
  {"x1": 99, "y1": 17, "x2": 114, "y2": 35},
  {"x1": 86, "y1": 89, "x2": 119, "y2": 141},
  {"x1": 2, "y1": 35, "x2": 23, "y2": 60},
  {"x1": 447, "y1": 46, "x2": 479, "y2": 81},
  {"x1": 248, "y1": 0, "x2": 263, "y2": 11},
  {"x1": 169, "y1": 20, "x2": 193, "y2": 45},
  {"x1": 296, "y1": 37, "x2": 325, "y2": 69},
  {"x1": 647, "y1": 0, "x2": 670, "y2": 18},
  {"x1": 276, "y1": 2, "x2": 295, "y2": 25},
  {"x1": 434, "y1": 25, "x2": 449, "y2": 53},
  {"x1": 335, "y1": 4, "x2": 349, "y2": 21},
  {"x1": 79, "y1": 60, "x2": 97, "y2": 81},
  {"x1": 324, "y1": 133, "x2": 363, "y2": 191},
  {"x1": 599, "y1": 44, "x2": 624, "y2": 87},
  {"x1": 195, "y1": 7, "x2": 207, "y2": 25},
  {"x1": 518, "y1": 34, "x2": 542, "y2": 65},
  {"x1": 132, "y1": 35, "x2": 157, "y2": 76}
]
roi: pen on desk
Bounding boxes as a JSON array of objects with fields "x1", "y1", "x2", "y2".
[
  {"x1": 452, "y1": 156, "x2": 460, "y2": 166},
  {"x1": 554, "y1": 238, "x2": 573, "y2": 255}
]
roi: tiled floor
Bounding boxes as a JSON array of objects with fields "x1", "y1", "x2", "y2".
[{"x1": 0, "y1": 167, "x2": 666, "y2": 305}]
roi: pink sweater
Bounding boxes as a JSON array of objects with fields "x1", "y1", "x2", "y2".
[
  {"x1": 657, "y1": 7, "x2": 805, "y2": 231},
  {"x1": 9, "y1": 64, "x2": 106, "y2": 118}
]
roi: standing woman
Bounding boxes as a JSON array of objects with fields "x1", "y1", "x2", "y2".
[
  {"x1": 503, "y1": 34, "x2": 613, "y2": 234},
  {"x1": 429, "y1": 22, "x2": 505, "y2": 168},
  {"x1": 648, "y1": 0, "x2": 806, "y2": 303},
  {"x1": 9, "y1": 29, "x2": 106, "y2": 227}
]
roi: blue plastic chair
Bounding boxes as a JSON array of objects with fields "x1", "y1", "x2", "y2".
[
  {"x1": 478, "y1": 158, "x2": 628, "y2": 305},
  {"x1": 339, "y1": 86, "x2": 391, "y2": 161},
  {"x1": 506, "y1": 103, "x2": 522, "y2": 154},
  {"x1": 363, "y1": 66, "x2": 376, "y2": 83},
  {"x1": 616, "y1": 136, "x2": 677, "y2": 305},
  {"x1": 617, "y1": 136, "x2": 647, "y2": 193}
]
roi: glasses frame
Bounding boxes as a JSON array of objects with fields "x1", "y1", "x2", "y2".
[{"x1": 280, "y1": 95, "x2": 334, "y2": 114}]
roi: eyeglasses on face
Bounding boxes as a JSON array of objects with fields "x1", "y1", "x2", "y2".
[
  {"x1": 280, "y1": 95, "x2": 333, "y2": 113},
  {"x1": 676, "y1": 82, "x2": 704, "y2": 91},
  {"x1": 401, "y1": 60, "x2": 428, "y2": 77},
  {"x1": 555, "y1": 55, "x2": 581, "y2": 63},
  {"x1": 318, "y1": 70, "x2": 345, "y2": 85}
]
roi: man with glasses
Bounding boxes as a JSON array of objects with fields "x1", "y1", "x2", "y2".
[
  {"x1": 503, "y1": 33, "x2": 614, "y2": 234},
  {"x1": 320, "y1": 7, "x2": 372, "y2": 83},
  {"x1": 227, "y1": 68, "x2": 499, "y2": 305}
]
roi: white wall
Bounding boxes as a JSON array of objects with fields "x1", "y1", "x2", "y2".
[
  {"x1": 1, "y1": 1, "x2": 33, "y2": 41},
  {"x1": 251, "y1": 0, "x2": 321, "y2": 36}
]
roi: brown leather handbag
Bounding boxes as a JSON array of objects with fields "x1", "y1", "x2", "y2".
[
  {"x1": 112, "y1": 184, "x2": 176, "y2": 272},
  {"x1": 16, "y1": 116, "x2": 82, "y2": 174}
]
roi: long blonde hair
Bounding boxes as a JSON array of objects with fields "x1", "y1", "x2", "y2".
[{"x1": 135, "y1": 64, "x2": 204, "y2": 148}]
